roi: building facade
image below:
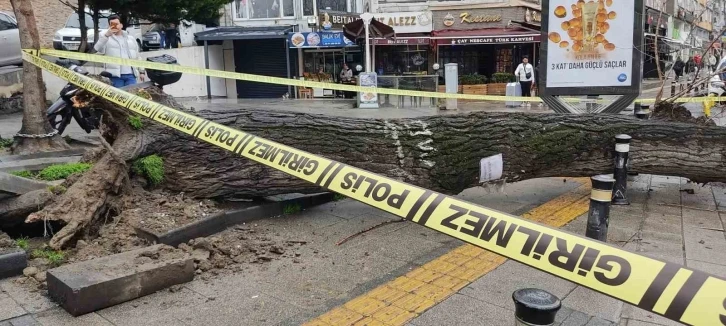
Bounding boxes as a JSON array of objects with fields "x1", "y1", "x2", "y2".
[{"x1": 0, "y1": 0, "x2": 75, "y2": 48}]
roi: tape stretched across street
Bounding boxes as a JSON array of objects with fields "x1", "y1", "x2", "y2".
[
  {"x1": 29, "y1": 49, "x2": 718, "y2": 104},
  {"x1": 23, "y1": 51, "x2": 726, "y2": 326}
]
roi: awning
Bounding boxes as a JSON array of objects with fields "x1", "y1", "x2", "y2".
[
  {"x1": 372, "y1": 37, "x2": 430, "y2": 46},
  {"x1": 195, "y1": 26, "x2": 294, "y2": 41},
  {"x1": 433, "y1": 29, "x2": 540, "y2": 45}
]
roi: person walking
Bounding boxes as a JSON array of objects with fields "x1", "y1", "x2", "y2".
[
  {"x1": 514, "y1": 56, "x2": 535, "y2": 107},
  {"x1": 93, "y1": 15, "x2": 145, "y2": 88},
  {"x1": 673, "y1": 57, "x2": 685, "y2": 81}
]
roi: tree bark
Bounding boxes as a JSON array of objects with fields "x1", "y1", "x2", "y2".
[
  {"x1": 78, "y1": 0, "x2": 88, "y2": 53},
  {"x1": 23, "y1": 86, "x2": 726, "y2": 248},
  {"x1": 9, "y1": 0, "x2": 70, "y2": 155}
]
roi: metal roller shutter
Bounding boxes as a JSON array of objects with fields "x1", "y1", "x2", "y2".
[{"x1": 234, "y1": 39, "x2": 293, "y2": 98}]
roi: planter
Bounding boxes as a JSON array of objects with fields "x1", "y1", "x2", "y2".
[
  {"x1": 488, "y1": 83, "x2": 508, "y2": 96},
  {"x1": 437, "y1": 85, "x2": 463, "y2": 94},
  {"x1": 462, "y1": 84, "x2": 488, "y2": 95}
]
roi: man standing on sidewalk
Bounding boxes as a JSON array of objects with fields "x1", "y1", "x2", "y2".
[
  {"x1": 514, "y1": 56, "x2": 535, "y2": 107},
  {"x1": 93, "y1": 15, "x2": 145, "y2": 88}
]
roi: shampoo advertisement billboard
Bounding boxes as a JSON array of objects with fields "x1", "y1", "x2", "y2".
[{"x1": 540, "y1": 0, "x2": 643, "y2": 96}]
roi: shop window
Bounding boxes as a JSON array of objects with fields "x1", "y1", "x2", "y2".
[
  {"x1": 303, "y1": 0, "x2": 315, "y2": 16},
  {"x1": 233, "y1": 0, "x2": 294, "y2": 20},
  {"x1": 375, "y1": 45, "x2": 429, "y2": 75}
]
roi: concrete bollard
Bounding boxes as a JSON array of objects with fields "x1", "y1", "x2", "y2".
[
  {"x1": 512, "y1": 288, "x2": 562, "y2": 326},
  {"x1": 612, "y1": 135, "x2": 631, "y2": 205},
  {"x1": 586, "y1": 175, "x2": 615, "y2": 242},
  {"x1": 671, "y1": 80, "x2": 676, "y2": 97}
]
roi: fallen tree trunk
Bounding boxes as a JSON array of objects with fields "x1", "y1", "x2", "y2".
[{"x1": 22, "y1": 85, "x2": 726, "y2": 248}]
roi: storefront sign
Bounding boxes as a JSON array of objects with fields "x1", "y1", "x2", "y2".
[
  {"x1": 372, "y1": 38, "x2": 429, "y2": 45},
  {"x1": 289, "y1": 32, "x2": 354, "y2": 48},
  {"x1": 319, "y1": 11, "x2": 359, "y2": 30},
  {"x1": 459, "y1": 12, "x2": 502, "y2": 24},
  {"x1": 357, "y1": 72, "x2": 378, "y2": 108},
  {"x1": 438, "y1": 35, "x2": 540, "y2": 45},
  {"x1": 525, "y1": 8, "x2": 541, "y2": 24},
  {"x1": 433, "y1": 8, "x2": 519, "y2": 30},
  {"x1": 541, "y1": 0, "x2": 643, "y2": 95},
  {"x1": 372, "y1": 12, "x2": 433, "y2": 34}
]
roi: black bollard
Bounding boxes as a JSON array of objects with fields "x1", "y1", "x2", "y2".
[
  {"x1": 612, "y1": 135, "x2": 631, "y2": 205},
  {"x1": 586, "y1": 175, "x2": 615, "y2": 242},
  {"x1": 635, "y1": 104, "x2": 650, "y2": 120},
  {"x1": 512, "y1": 288, "x2": 561, "y2": 326}
]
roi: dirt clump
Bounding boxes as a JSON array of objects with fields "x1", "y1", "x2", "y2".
[
  {"x1": 0, "y1": 232, "x2": 18, "y2": 254},
  {"x1": 179, "y1": 224, "x2": 308, "y2": 277},
  {"x1": 121, "y1": 182, "x2": 221, "y2": 234},
  {"x1": 652, "y1": 102, "x2": 716, "y2": 125}
]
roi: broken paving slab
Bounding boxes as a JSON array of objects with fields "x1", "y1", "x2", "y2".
[
  {"x1": 0, "y1": 156, "x2": 81, "y2": 173},
  {"x1": 134, "y1": 192, "x2": 335, "y2": 246},
  {"x1": 0, "y1": 172, "x2": 53, "y2": 196},
  {"x1": 47, "y1": 244, "x2": 194, "y2": 316},
  {"x1": 0, "y1": 248, "x2": 27, "y2": 280}
]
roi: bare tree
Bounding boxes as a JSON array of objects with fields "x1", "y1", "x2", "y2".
[{"x1": 9, "y1": 0, "x2": 70, "y2": 155}]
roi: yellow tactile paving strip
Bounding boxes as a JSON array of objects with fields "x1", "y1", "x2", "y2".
[{"x1": 305, "y1": 178, "x2": 592, "y2": 326}]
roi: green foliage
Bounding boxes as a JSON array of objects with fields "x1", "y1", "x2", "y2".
[
  {"x1": 15, "y1": 237, "x2": 29, "y2": 250},
  {"x1": 128, "y1": 115, "x2": 144, "y2": 130},
  {"x1": 283, "y1": 203, "x2": 302, "y2": 215},
  {"x1": 490, "y1": 72, "x2": 516, "y2": 83},
  {"x1": 333, "y1": 193, "x2": 347, "y2": 201},
  {"x1": 87, "y1": 0, "x2": 228, "y2": 25},
  {"x1": 48, "y1": 185, "x2": 67, "y2": 195},
  {"x1": 32, "y1": 248, "x2": 66, "y2": 266},
  {"x1": 133, "y1": 155, "x2": 165, "y2": 186},
  {"x1": 37, "y1": 163, "x2": 93, "y2": 181},
  {"x1": 0, "y1": 137, "x2": 12, "y2": 149},
  {"x1": 459, "y1": 74, "x2": 487, "y2": 85},
  {"x1": 10, "y1": 170, "x2": 34, "y2": 179}
]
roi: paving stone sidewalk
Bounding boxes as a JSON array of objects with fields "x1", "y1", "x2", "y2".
[{"x1": 409, "y1": 174, "x2": 726, "y2": 326}]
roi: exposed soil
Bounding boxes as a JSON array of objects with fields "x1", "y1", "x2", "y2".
[
  {"x1": 0, "y1": 231, "x2": 19, "y2": 254},
  {"x1": 121, "y1": 184, "x2": 221, "y2": 234},
  {"x1": 652, "y1": 102, "x2": 716, "y2": 125},
  {"x1": 178, "y1": 223, "x2": 308, "y2": 278}
]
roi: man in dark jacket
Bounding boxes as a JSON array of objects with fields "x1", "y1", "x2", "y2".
[{"x1": 673, "y1": 57, "x2": 685, "y2": 81}]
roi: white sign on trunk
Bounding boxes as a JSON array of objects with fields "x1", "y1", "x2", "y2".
[
  {"x1": 479, "y1": 154, "x2": 503, "y2": 183},
  {"x1": 545, "y1": 0, "x2": 635, "y2": 88}
]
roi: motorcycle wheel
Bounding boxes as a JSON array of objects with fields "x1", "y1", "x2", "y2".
[{"x1": 47, "y1": 104, "x2": 72, "y2": 135}]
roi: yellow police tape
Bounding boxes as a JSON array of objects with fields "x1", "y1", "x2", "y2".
[
  {"x1": 23, "y1": 51, "x2": 726, "y2": 326},
  {"x1": 31, "y1": 48, "x2": 718, "y2": 105}
]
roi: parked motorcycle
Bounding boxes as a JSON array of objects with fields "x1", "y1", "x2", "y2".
[{"x1": 47, "y1": 54, "x2": 182, "y2": 135}]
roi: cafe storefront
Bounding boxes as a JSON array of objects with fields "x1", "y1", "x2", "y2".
[
  {"x1": 371, "y1": 11, "x2": 434, "y2": 76},
  {"x1": 432, "y1": 7, "x2": 541, "y2": 78}
]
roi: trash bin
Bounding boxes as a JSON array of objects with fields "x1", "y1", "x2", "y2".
[{"x1": 506, "y1": 82, "x2": 522, "y2": 107}]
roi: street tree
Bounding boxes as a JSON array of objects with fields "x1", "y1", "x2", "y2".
[
  {"x1": 0, "y1": 87, "x2": 723, "y2": 249},
  {"x1": 9, "y1": 0, "x2": 70, "y2": 155}
]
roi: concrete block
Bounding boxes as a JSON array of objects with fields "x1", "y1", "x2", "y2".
[
  {"x1": 0, "y1": 172, "x2": 50, "y2": 196},
  {"x1": 411, "y1": 293, "x2": 514, "y2": 325},
  {"x1": 0, "y1": 249, "x2": 27, "y2": 280},
  {"x1": 686, "y1": 259, "x2": 726, "y2": 278},
  {"x1": 562, "y1": 286, "x2": 623, "y2": 322},
  {"x1": 0, "y1": 295, "x2": 26, "y2": 321},
  {"x1": 4, "y1": 315, "x2": 39, "y2": 326},
  {"x1": 560, "y1": 309, "x2": 590, "y2": 326},
  {"x1": 682, "y1": 208, "x2": 723, "y2": 230},
  {"x1": 586, "y1": 317, "x2": 616, "y2": 326},
  {"x1": 0, "y1": 149, "x2": 85, "y2": 163},
  {"x1": 0, "y1": 67, "x2": 22, "y2": 87},
  {"x1": 47, "y1": 244, "x2": 194, "y2": 316},
  {"x1": 621, "y1": 304, "x2": 682, "y2": 326},
  {"x1": 683, "y1": 227, "x2": 726, "y2": 265}
]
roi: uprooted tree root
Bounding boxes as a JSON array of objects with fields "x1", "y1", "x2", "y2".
[{"x1": 652, "y1": 102, "x2": 716, "y2": 126}]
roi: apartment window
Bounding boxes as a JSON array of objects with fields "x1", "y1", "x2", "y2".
[
  {"x1": 233, "y1": 0, "x2": 295, "y2": 19},
  {"x1": 303, "y1": 0, "x2": 315, "y2": 16},
  {"x1": 317, "y1": 0, "x2": 347, "y2": 12}
]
